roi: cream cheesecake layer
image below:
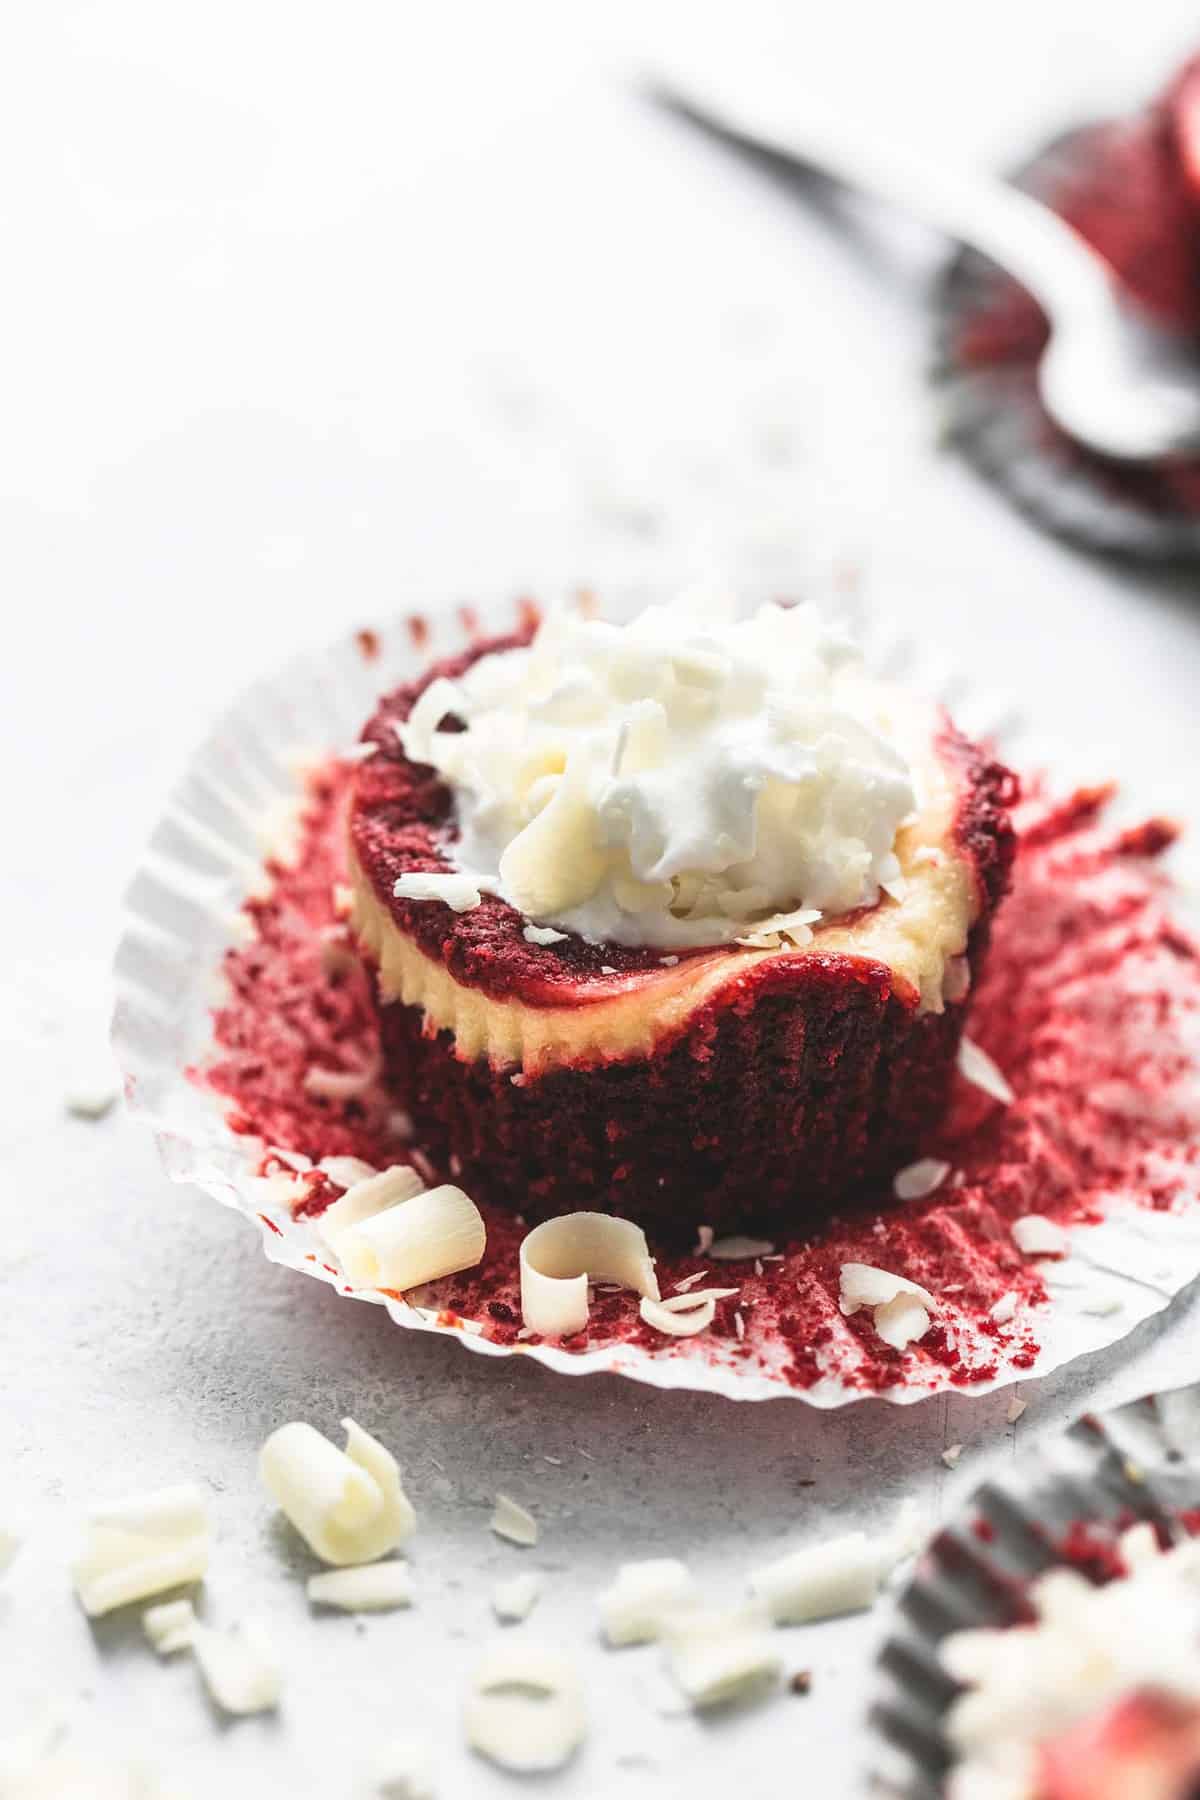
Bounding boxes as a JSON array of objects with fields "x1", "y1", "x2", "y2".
[{"x1": 349, "y1": 736, "x2": 977, "y2": 1076}]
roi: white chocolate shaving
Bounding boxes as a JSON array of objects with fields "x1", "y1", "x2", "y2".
[
  {"x1": 303, "y1": 1056, "x2": 381, "y2": 1101},
  {"x1": 307, "y1": 1560, "x2": 413, "y2": 1612},
  {"x1": 663, "y1": 1604, "x2": 781, "y2": 1709},
  {"x1": 522, "y1": 924, "x2": 568, "y2": 946},
  {"x1": 392, "y1": 871, "x2": 485, "y2": 911},
  {"x1": 0, "y1": 1524, "x2": 22, "y2": 1578},
  {"x1": 336, "y1": 1185, "x2": 486, "y2": 1290},
  {"x1": 259, "y1": 1418, "x2": 416, "y2": 1566},
  {"x1": 491, "y1": 1572, "x2": 543, "y2": 1623},
  {"x1": 1011, "y1": 1214, "x2": 1069, "y2": 1257},
  {"x1": 706, "y1": 1236, "x2": 775, "y2": 1261},
  {"x1": 957, "y1": 1037, "x2": 1015, "y2": 1105},
  {"x1": 749, "y1": 1513, "x2": 914, "y2": 1627},
  {"x1": 599, "y1": 1559, "x2": 697, "y2": 1645},
  {"x1": 1006, "y1": 1396, "x2": 1027, "y2": 1424},
  {"x1": 193, "y1": 1618, "x2": 281, "y2": 1715},
  {"x1": 143, "y1": 1598, "x2": 197, "y2": 1655},
  {"x1": 464, "y1": 1640, "x2": 586, "y2": 1773},
  {"x1": 839, "y1": 1263, "x2": 935, "y2": 1350},
  {"x1": 71, "y1": 1483, "x2": 210, "y2": 1618},
  {"x1": 942, "y1": 1444, "x2": 964, "y2": 1469},
  {"x1": 371, "y1": 1735, "x2": 437, "y2": 1799},
  {"x1": 892, "y1": 1158, "x2": 951, "y2": 1201},
  {"x1": 518, "y1": 1212, "x2": 658, "y2": 1337},
  {"x1": 990, "y1": 1290, "x2": 1018, "y2": 1325},
  {"x1": 638, "y1": 1288, "x2": 739, "y2": 1338},
  {"x1": 490, "y1": 1495, "x2": 538, "y2": 1548},
  {"x1": 318, "y1": 1155, "x2": 379, "y2": 1190},
  {"x1": 317, "y1": 1164, "x2": 424, "y2": 1250},
  {"x1": 64, "y1": 1079, "x2": 119, "y2": 1120}
]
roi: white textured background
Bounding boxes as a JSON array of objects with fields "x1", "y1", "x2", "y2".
[{"x1": 5, "y1": 4, "x2": 1200, "y2": 1795}]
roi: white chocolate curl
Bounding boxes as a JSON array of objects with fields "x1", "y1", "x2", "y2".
[
  {"x1": 464, "y1": 1640, "x2": 587, "y2": 1773},
  {"x1": 71, "y1": 1484, "x2": 210, "y2": 1618},
  {"x1": 317, "y1": 1163, "x2": 423, "y2": 1250},
  {"x1": 259, "y1": 1418, "x2": 416, "y2": 1566},
  {"x1": 336, "y1": 1184, "x2": 486, "y2": 1290},
  {"x1": 519, "y1": 1212, "x2": 659, "y2": 1337}
]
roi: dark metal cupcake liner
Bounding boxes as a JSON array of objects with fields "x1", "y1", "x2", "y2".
[{"x1": 868, "y1": 1380, "x2": 1200, "y2": 1796}]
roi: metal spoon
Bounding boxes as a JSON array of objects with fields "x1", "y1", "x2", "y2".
[{"x1": 655, "y1": 71, "x2": 1200, "y2": 464}]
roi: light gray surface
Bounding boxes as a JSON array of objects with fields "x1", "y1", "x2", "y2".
[{"x1": 5, "y1": 4, "x2": 1200, "y2": 1796}]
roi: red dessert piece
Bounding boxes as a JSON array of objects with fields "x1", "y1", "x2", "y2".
[{"x1": 346, "y1": 628, "x2": 1016, "y2": 1239}]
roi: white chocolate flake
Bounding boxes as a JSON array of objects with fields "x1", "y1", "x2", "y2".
[
  {"x1": 193, "y1": 1617, "x2": 281, "y2": 1715},
  {"x1": 392, "y1": 872, "x2": 485, "y2": 912},
  {"x1": 638, "y1": 1288, "x2": 739, "y2": 1338},
  {"x1": 491, "y1": 1572, "x2": 543, "y2": 1624},
  {"x1": 892, "y1": 1158, "x2": 951, "y2": 1201},
  {"x1": 490, "y1": 1495, "x2": 538, "y2": 1548},
  {"x1": 599, "y1": 1559, "x2": 697, "y2": 1646},
  {"x1": 71, "y1": 1483, "x2": 210, "y2": 1618},
  {"x1": 307, "y1": 1560, "x2": 413, "y2": 1612},
  {"x1": 143, "y1": 1598, "x2": 197, "y2": 1656},
  {"x1": 1011, "y1": 1215, "x2": 1069, "y2": 1258},
  {"x1": 663, "y1": 1604, "x2": 781, "y2": 1709},
  {"x1": 707, "y1": 1236, "x2": 775, "y2": 1262},
  {"x1": 957, "y1": 1038, "x2": 1015, "y2": 1105}
]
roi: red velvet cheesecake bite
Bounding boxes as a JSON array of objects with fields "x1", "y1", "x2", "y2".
[{"x1": 348, "y1": 595, "x2": 1015, "y2": 1238}]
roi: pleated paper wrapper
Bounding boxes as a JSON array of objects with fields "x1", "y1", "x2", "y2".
[{"x1": 111, "y1": 595, "x2": 1200, "y2": 1407}]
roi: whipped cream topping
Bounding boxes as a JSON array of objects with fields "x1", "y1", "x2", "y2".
[{"x1": 398, "y1": 590, "x2": 919, "y2": 949}]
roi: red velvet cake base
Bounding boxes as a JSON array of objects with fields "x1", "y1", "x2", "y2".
[
  {"x1": 351, "y1": 630, "x2": 1016, "y2": 1238},
  {"x1": 376, "y1": 947, "x2": 979, "y2": 1240}
]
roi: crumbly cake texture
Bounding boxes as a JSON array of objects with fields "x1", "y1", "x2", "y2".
[
  {"x1": 200, "y1": 739, "x2": 1200, "y2": 1397},
  {"x1": 345, "y1": 632, "x2": 1015, "y2": 1236}
]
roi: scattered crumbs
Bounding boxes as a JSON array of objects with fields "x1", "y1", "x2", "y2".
[
  {"x1": 789, "y1": 1670, "x2": 813, "y2": 1695},
  {"x1": 942, "y1": 1444, "x2": 964, "y2": 1469},
  {"x1": 1006, "y1": 1397, "x2": 1027, "y2": 1425}
]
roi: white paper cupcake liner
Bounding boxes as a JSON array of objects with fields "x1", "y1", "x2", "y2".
[{"x1": 112, "y1": 594, "x2": 1200, "y2": 1407}]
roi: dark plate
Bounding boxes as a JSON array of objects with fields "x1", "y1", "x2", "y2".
[{"x1": 868, "y1": 1381, "x2": 1200, "y2": 1796}]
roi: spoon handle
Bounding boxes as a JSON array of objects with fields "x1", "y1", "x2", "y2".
[{"x1": 657, "y1": 73, "x2": 1114, "y2": 322}]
